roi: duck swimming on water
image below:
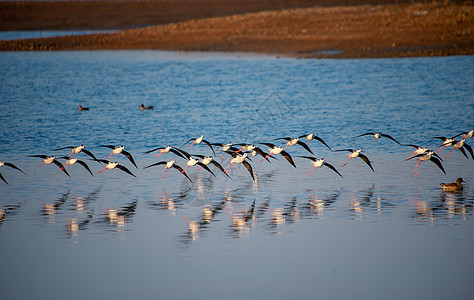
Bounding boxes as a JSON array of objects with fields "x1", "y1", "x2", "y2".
[{"x1": 440, "y1": 178, "x2": 465, "y2": 192}]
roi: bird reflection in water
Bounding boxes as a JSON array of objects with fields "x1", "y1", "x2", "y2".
[
  {"x1": 301, "y1": 189, "x2": 342, "y2": 218},
  {"x1": 98, "y1": 200, "x2": 138, "y2": 234},
  {"x1": 0, "y1": 202, "x2": 24, "y2": 227},
  {"x1": 230, "y1": 200, "x2": 256, "y2": 238},
  {"x1": 411, "y1": 190, "x2": 473, "y2": 224}
]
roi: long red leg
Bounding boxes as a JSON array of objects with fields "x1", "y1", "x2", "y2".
[
  {"x1": 98, "y1": 166, "x2": 107, "y2": 173},
  {"x1": 306, "y1": 166, "x2": 314, "y2": 175},
  {"x1": 224, "y1": 163, "x2": 235, "y2": 174},
  {"x1": 260, "y1": 154, "x2": 273, "y2": 163},
  {"x1": 162, "y1": 169, "x2": 169, "y2": 179},
  {"x1": 37, "y1": 162, "x2": 45, "y2": 167},
  {"x1": 187, "y1": 141, "x2": 196, "y2": 149},
  {"x1": 342, "y1": 156, "x2": 352, "y2": 167},
  {"x1": 445, "y1": 148, "x2": 456, "y2": 159},
  {"x1": 155, "y1": 152, "x2": 163, "y2": 158},
  {"x1": 182, "y1": 165, "x2": 190, "y2": 173},
  {"x1": 105, "y1": 152, "x2": 113, "y2": 159}
]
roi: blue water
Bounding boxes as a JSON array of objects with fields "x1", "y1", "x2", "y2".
[{"x1": 0, "y1": 51, "x2": 473, "y2": 300}]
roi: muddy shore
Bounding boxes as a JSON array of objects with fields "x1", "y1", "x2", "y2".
[{"x1": 1, "y1": 0, "x2": 473, "y2": 58}]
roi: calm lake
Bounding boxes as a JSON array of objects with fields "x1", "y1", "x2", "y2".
[{"x1": 1, "y1": 51, "x2": 473, "y2": 300}]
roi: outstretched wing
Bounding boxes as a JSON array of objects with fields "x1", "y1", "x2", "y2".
[
  {"x1": 260, "y1": 142, "x2": 277, "y2": 148},
  {"x1": 121, "y1": 150, "x2": 137, "y2": 168},
  {"x1": 76, "y1": 160, "x2": 94, "y2": 177},
  {"x1": 4, "y1": 162, "x2": 26, "y2": 175},
  {"x1": 296, "y1": 140, "x2": 314, "y2": 154},
  {"x1": 197, "y1": 162, "x2": 216, "y2": 177},
  {"x1": 116, "y1": 164, "x2": 137, "y2": 178},
  {"x1": 143, "y1": 161, "x2": 167, "y2": 169},
  {"x1": 54, "y1": 146, "x2": 74, "y2": 151},
  {"x1": 99, "y1": 145, "x2": 116, "y2": 150},
  {"x1": 0, "y1": 171, "x2": 8, "y2": 184},
  {"x1": 381, "y1": 133, "x2": 402, "y2": 145},
  {"x1": 180, "y1": 138, "x2": 194, "y2": 148},
  {"x1": 210, "y1": 160, "x2": 231, "y2": 179},
  {"x1": 275, "y1": 137, "x2": 291, "y2": 141},
  {"x1": 429, "y1": 157, "x2": 446, "y2": 174},
  {"x1": 358, "y1": 153, "x2": 374, "y2": 172},
  {"x1": 463, "y1": 143, "x2": 474, "y2": 160},
  {"x1": 333, "y1": 149, "x2": 354, "y2": 153},
  {"x1": 297, "y1": 156, "x2": 317, "y2": 162},
  {"x1": 281, "y1": 150, "x2": 296, "y2": 168},
  {"x1": 458, "y1": 146, "x2": 469, "y2": 159},
  {"x1": 52, "y1": 160, "x2": 71, "y2": 177},
  {"x1": 355, "y1": 132, "x2": 375, "y2": 137},
  {"x1": 173, "y1": 148, "x2": 192, "y2": 159},
  {"x1": 312, "y1": 135, "x2": 332, "y2": 151},
  {"x1": 172, "y1": 164, "x2": 192, "y2": 182},
  {"x1": 323, "y1": 162, "x2": 343, "y2": 178},
  {"x1": 81, "y1": 148, "x2": 99, "y2": 161},
  {"x1": 29, "y1": 155, "x2": 49, "y2": 159},
  {"x1": 202, "y1": 139, "x2": 216, "y2": 155},
  {"x1": 242, "y1": 160, "x2": 255, "y2": 181}
]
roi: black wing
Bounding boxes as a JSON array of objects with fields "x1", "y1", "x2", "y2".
[
  {"x1": 463, "y1": 143, "x2": 474, "y2": 160},
  {"x1": 76, "y1": 160, "x2": 94, "y2": 177},
  {"x1": 281, "y1": 150, "x2": 296, "y2": 168},
  {"x1": 29, "y1": 155, "x2": 49, "y2": 159},
  {"x1": 254, "y1": 146, "x2": 277, "y2": 162},
  {"x1": 4, "y1": 162, "x2": 26, "y2": 175},
  {"x1": 260, "y1": 142, "x2": 277, "y2": 148},
  {"x1": 54, "y1": 146, "x2": 74, "y2": 151},
  {"x1": 297, "y1": 156, "x2": 317, "y2": 162},
  {"x1": 116, "y1": 164, "x2": 137, "y2": 177},
  {"x1": 197, "y1": 162, "x2": 216, "y2": 177},
  {"x1": 458, "y1": 146, "x2": 469, "y2": 159},
  {"x1": 333, "y1": 149, "x2": 354, "y2": 153},
  {"x1": 173, "y1": 148, "x2": 192, "y2": 159},
  {"x1": 52, "y1": 160, "x2": 71, "y2": 177},
  {"x1": 296, "y1": 140, "x2": 314, "y2": 154},
  {"x1": 431, "y1": 151, "x2": 443, "y2": 161},
  {"x1": 312, "y1": 135, "x2": 332, "y2": 151},
  {"x1": 355, "y1": 132, "x2": 375, "y2": 137},
  {"x1": 100, "y1": 145, "x2": 117, "y2": 150},
  {"x1": 404, "y1": 144, "x2": 421, "y2": 149},
  {"x1": 202, "y1": 139, "x2": 216, "y2": 155},
  {"x1": 323, "y1": 162, "x2": 343, "y2": 178},
  {"x1": 143, "y1": 161, "x2": 167, "y2": 169},
  {"x1": 0, "y1": 171, "x2": 8, "y2": 184},
  {"x1": 358, "y1": 153, "x2": 374, "y2": 172},
  {"x1": 170, "y1": 148, "x2": 188, "y2": 159},
  {"x1": 180, "y1": 138, "x2": 195, "y2": 148},
  {"x1": 143, "y1": 147, "x2": 162, "y2": 154},
  {"x1": 172, "y1": 164, "x2": 192, "y2": 182},
  {"x1": 242, "y1": 160, "x2": 255, "y2": 181},
  {"x1": 121, "y1": 150, "x2": 137, "y2": 168},
  {"x1": 81, "y1": 149, "x2": 99, "y2": 161},
  {"x1": 381, "y1": 133, "x2": 402, "y2": 145},
  {"x1": 429, "y1": 157, "x2": 446, "y2": 174},
  {"x1": 96, "y1": 159, "x2": 109, "y2": 164},
  {"x1": 433, "y1": 136, "x2": 449, "y2": 141},
  {"x1": 275, "y1": 137, "x2": 291, "y2": 141},
  {"x1": 210, "y1": 160, "x2": 231, "y2": 179}
]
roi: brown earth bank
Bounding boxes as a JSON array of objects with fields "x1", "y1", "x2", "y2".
[{"x1": 0, "y1": 1, "x2": 473, "y2": 58}]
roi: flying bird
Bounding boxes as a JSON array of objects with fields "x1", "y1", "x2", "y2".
[
  {"x1": 143, "y1": 160, "x2": 192, "y2": 182},
  {"x1": 144, "y1": 145, "x2": 187, "y2": 159},
  {"x1": 298, "y1": 156, "x2": 343, "y2": 177},
  {"x1": 97, "y1": 160, "x2": 136, "y2": 177},
  {"x1": 100, "y1": 145, "x2": 137, "y2": 168},
  {"x1": 259, "y1": 143, "x2": 296, "y2": 167},
  {"x1": 54, "y1": 145, "x2": 98, "y2": 161},
  {"x1": 181, "y1": 135, "x2": 215, "y2": 155},
  {"x1": 58, "y1": 157, "x2": 94, "y2": 177},
  {"x1": 334, "y1": 148, "x2": 374, "y2": 172},
  {"x1": 445, "y1": 138, "x2": 473, "y2": 160},
  {"x1": 298, "y1": 133, "x2": 332, "y2": 150},
  {"x1": 29, "y1": 155, "x2": 70, "y2": 177},
  {"x1": 276, "y1": 137, "x2": 314, "y2": 154},
  {"x1": 224, "y1": 152, "x2": 255, "y2": 181},
  {"x1": 407, "y1": 151, "x2": 445, "y2": 177},
  {"x1": 192, "y1": 154, "x2": 231, "y2": 178},
  {"x1": 355, "y1": 132, "x2": 402, "y2": 145}
]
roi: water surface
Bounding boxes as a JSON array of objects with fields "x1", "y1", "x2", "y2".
[{"x1": 0, "y1": 51, "x2": 473, "y2": 300}]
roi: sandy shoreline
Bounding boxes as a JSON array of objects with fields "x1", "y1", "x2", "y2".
[{"x1": 1, "y1": 0, "x2": 473, "y2": 58}]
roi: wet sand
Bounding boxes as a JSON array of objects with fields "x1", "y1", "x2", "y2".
[{"x1": 1, "y1": 0, "x2": 473, "y2": 58}]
